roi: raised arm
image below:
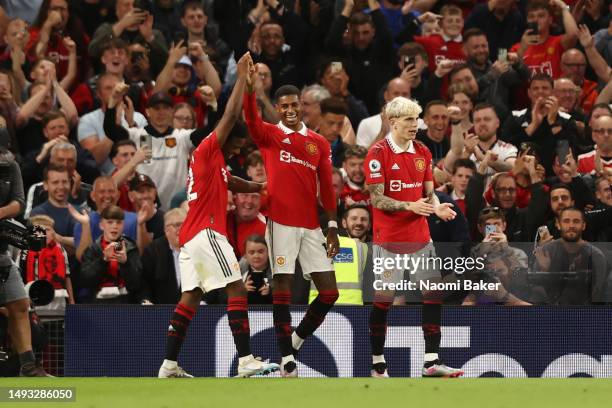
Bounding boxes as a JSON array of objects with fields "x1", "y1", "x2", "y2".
[
  {"x1": 243, "y1": 62, "x2": 273, "y2": 146},
  {"x1": 228, "y1": 175, "x2": 264, "y2": 193},
  {"x1": 578, "y1": 24, "x2": 612, "y2": 82},
  {"x1": 103, "y1": 82, "x2": 131, "y2": 142},
  {"x1": 554, "y1": 0, "x2": 579, "y2": 50},
  {"x1": 54, "y1": 80, "x2": 78, "y2": 127},
  {"x1": 152, "y1": 40, "x2": 186, "y2": 94},
  {"x1": 189, "y1": 42, "x2": 222, "y2": 97},
  {"x1": 15, "y1": 80, "x2": 53, "y2": 128},
  {"x1": 215, "y1": 52, "x2": 252, "y2": 147}
]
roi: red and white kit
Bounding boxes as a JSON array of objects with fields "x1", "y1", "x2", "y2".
[
  {"x1": 243, "y1": 92, "x2": 337, "y2": 277},
  {"x1": 179, "y1": 133, "x2": 241, "y2": 292}
]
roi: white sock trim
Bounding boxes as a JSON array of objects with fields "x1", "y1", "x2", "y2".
[
  {"x1": 372, "y1": 355, "x2": 386, "y2": 365},
  {"x1": 162, "y1": 359, "x2": 177, "y2": 369},
  {"x1": 238, "y1": 354, "x2": 254, "y2": 365},
  {"x1": 292, "y1": 332, "x2": 305, "y2": 350},
  {"x1": 281, "y1": 355, "x2": 295, "y2": 367},
  {"x1": 424, "y1": 353, "x2": 439, "y2": 362}
]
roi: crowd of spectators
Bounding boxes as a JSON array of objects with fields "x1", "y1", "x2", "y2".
[{"x1": 1, "y1": 0, "x2": 612, "y2": 308}]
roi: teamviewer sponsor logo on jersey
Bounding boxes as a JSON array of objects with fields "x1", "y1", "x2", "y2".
[
  {"x1": 390, "y1": 180, "x2": 423, "y2": 191},
  {"x1": 279, "y1": 150, "x2": 317, "y2": 170}
]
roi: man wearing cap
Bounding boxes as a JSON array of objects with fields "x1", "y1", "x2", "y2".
[
  {"x1": 128, "y1": 173, "x2": 165, "y2": 239},
  {"x1": 103, "y1": 85, "x2": 209, "y2": 210}
]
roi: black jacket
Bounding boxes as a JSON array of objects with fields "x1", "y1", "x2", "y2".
[
  {"x1": 500, "y1": 109, "x2": 585, "y2": 177},
  {"x1": 325, "y1": 9, "x2": 395, "y2": 115},
  {"x1": 465, "y1": 173, "x2": 549, "y2": 242},
  {"x1": 140, "y1": 236, "x2": 181, "y2": 305},
  {"x1": 80, "y1": 236, "x2": 143, "y2": 303}
]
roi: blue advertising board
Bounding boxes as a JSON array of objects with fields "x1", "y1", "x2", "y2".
[{"x1": 64, "y1": 305, "x2": 612, "y2": 377}]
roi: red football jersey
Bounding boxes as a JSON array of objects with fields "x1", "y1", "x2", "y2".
[
  {"x1": 414, "y1": 34, "x2": 465, "y2": 73},
  {"x1": 365, "y1": 135, "x2": 433, "y2": 249},
  {"x1": 510, "y1": 35, "x2": 564, "y2": 78},
  {"x1": 577, "y1": 150, "x2": 612, "y2": 175},
  {"x1": 340, "y1": 182, "x2": 371, "y2": 209},
  {"x1": 227, "y1": 213, "x2": 267, "y2": 257},
  {"x1": 179, "y1": 132, "x2": 229, "y2": 246},
  {"x1": 243, "y1": 92, "x2": 336, "y2": 229}
]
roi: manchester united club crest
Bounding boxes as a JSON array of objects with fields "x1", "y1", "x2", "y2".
[
  {"x1": 305, "y1": 142, "x2": 318, "y2": 155},
  {"x1": 414, "y1": 158, "x2": 426, "y2": 172},
  {"x1": 165, "y1": 137, "x2": 177, "y2": 148},
  {"x1": 275, "y1": 256, "x2": 286, "y2": 266}
]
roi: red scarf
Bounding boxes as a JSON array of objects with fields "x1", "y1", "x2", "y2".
[
  {"x1": 100, "y1": 238, "x2": 125, "y2": 289},
  {"x1": 25, "y1": 243, "x2": 67, "y2": 289}
]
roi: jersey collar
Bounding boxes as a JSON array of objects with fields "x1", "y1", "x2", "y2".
[
  {"x1": 442, "y1": 34, "x2": 463, "y2": 43},
  {"x1": 386, "y1": 134, "x2": 416, "y2": 154},
  {"x1": 278, "y1": 121, "x2": 308, "y2": 136}
]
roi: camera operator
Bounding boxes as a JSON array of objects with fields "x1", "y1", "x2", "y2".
[{"x1": 0, "y1": 147, "x2": 50, "y2": 376}]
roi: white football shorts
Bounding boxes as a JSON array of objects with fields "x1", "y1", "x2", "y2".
[
  {"x1": 266, "y1": 220, "x2": 333, "y2": 279},
  {"x1": 179, "y1": 228, "x2": 242, "y2": 292}
]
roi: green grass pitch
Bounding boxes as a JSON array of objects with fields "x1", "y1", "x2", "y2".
[{"x1": 0, "y1": 378, "x2": 610, "y2": 408}]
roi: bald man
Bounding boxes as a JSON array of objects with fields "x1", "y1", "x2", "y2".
[
  {"x1": 356, "y1": 77, "x2": 413, "y2": 148},
  {"x1": 561, "y1": 49, "x2": 599, "y2": 114}
]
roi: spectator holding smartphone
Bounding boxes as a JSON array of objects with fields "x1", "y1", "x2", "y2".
[
  {"x1": 88, "y1": 0, "x2": 168, "y2": 78},
  {"x1": 79, "y1": 204, "x2": 144, "y2": 304},
  {"x1": 511, "y1": 0, "x2": 578, "y2": 78},
  {"x1": 240, "y1": 235, "x2": 272, "y2": 304}
]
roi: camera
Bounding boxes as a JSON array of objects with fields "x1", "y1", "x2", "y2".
[
  {"x1": 0, "y1": 219, "x2": 46, "y2": 283},
  {"x1": 0, "y1": 219, "x2": 46, "y2": 252}
]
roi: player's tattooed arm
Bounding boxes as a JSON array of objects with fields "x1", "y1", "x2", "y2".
[
  {"x1": 367, "y1": 183, "x2": 409, "y2": 212},
  {"x1": 424, "y1": 181, "x2": 439, "y2": 206}
]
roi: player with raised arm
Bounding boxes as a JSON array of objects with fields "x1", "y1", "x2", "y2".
[
  {"x1": 243, "y1": 74, "x2": 340, "y2": 378},
  {"x1": 158, "y1": 52, "x2": 279, "y2": 378},
  {"x1": 365, "y1": 97, "x2": 464, "y2": 378}
]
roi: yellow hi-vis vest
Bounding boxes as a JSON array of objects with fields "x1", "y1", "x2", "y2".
[{"x1": 309, "y1": 236, "x2": 365, "y2": 305}]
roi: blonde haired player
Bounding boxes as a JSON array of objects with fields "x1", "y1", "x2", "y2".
[{"x1": 365, "y1": 97, "x2": 463, "y2": 378}]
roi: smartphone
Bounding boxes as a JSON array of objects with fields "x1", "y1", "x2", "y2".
[
  {"x1": 113, "y1": 238, "x2": 124, "y2": 251},
  {"x1": 485, "y1": 225, "x2": 497, "y2": 236},
  {"x1": 526, "y1": 22, "x2": 539, "y2": 35},
  {"x1": 538, "y1": 225, "x2": 549, "y2": 237},
  {"x1": 520, "y1": 142, "x2": 535, "y2": 155},
  {"x1": 140, "y1": 134, "x2": 153, "y2": 164},
  {"x1": 497, "y1": 48, "x2": 508, "y2": 63},
  {"x1": 556, "y1": 139, "x2": 570, "y2": 165},
  {"x1": 250, "y1": 272, "x2": 265, "y2": 290},
  {"x1": 331, "y1": 61, "x2": 342, "y2": 74},
  {"x1": 403, "y1": 55, "x2": 415, "y2": 67},
  {"x1": 131, "y1": 51, "x2": 144, "y2": 64}
]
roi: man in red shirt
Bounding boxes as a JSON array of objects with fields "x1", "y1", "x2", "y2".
[
  {"x1": 158, "y1": 52, "x2": 279, "y2": 379},
  {"x1": 340, "y1": 145, "x2": 370, "y2": 209},
  {"x1": 578, "y1": 115, "x2": 612, "y2": 175},
  {"x1": 244, "y1": 79, "x2": 340, "y2": 377},
  {"x1": 364, "y1": 96, "x2": 463, "y2": 378},
  {"x1": 560, "y1": 48, "x2": 598, "y2": 114},
  {"x1": 511, "y1": 0, "x2": 578, "y2": 78},
  {"x1": 227, "y1": 192, "x2": 267, "y2": 257},
  {"x1": 415, "y1": 5, "x2": 466, "y2": 73}
]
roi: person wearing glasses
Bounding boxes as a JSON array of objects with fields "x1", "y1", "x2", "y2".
[
  {"x1": 465, "y1": 154, "x2": 548, "y2": 242},
  {"x1": 140, "y1": 208, "x2": 187, "y2": 305}
]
